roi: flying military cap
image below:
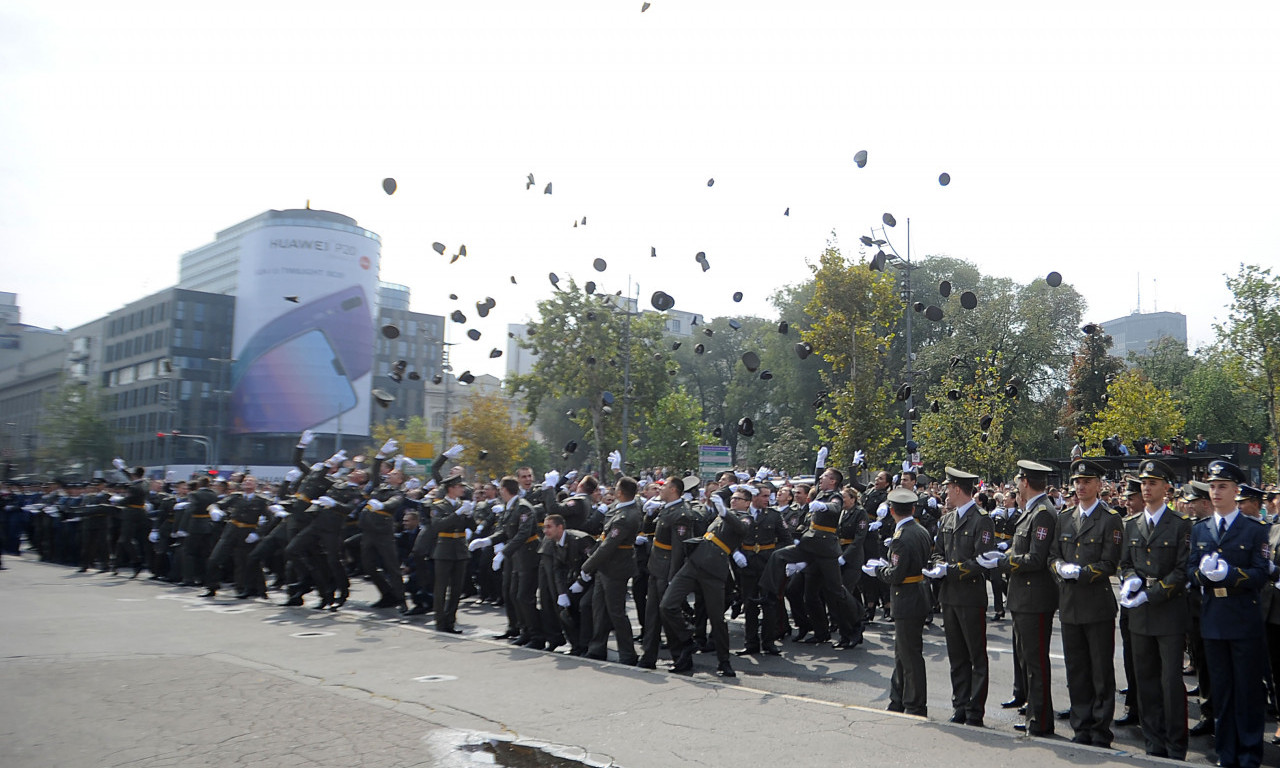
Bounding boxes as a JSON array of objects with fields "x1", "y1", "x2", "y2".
[
  {"x1": 1235, "y1": 484, "x2": 1264, "y2": 503},
  {"x1": 1069, "y1": 459, "x2": 1107, "y2": 480},
  {"x1": 381, "y1": 324, "x2": 400, "y2": 339},
  {"x1": 1015, "y1": 459, "x2": 1053, "y2": 478},
  {"x1": 737, "y1": 417, "x2": 755, "y2": 437},
  {"x1": 1205, "y1": 460, "x2": 1246, "y2": 485},
  {"x1": 887, "y1": 488, "x2": 919, "y2": 505},
  {"x1": 681, "y1": 475, "x2": 702, "y2": 494},
  {"x1": 1180, "y1": 480, "x2": 1210, "y2": 502},
  {"x1": 371, "y1": 389, "x2": 395, "y2": 408},
  {"x1": 457, "y1": 371, "x2": 476, "y2": 385},
  {"x1": 1137, "y1": 459, "x2": 1175, "y2": 483},
  {"x1": 1122, "y1": 476, "x2": 1142, "y2": 497}
]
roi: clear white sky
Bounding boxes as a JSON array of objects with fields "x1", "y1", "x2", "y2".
[{"x1": 3, "y1": 2, "x2": 1277, "y2": 379}]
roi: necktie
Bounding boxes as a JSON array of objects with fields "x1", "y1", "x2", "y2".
[{"x1": 1218, "y1": 518, "x2": 1227, "y2": 539}]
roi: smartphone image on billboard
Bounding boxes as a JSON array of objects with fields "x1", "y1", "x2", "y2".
[{"x1": 230, "y1": 329, "x2": 358, "y2": 434}]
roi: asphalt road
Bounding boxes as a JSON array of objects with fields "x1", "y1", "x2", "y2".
[{"x1": 0, "y1": 556, "x2": 1266, "y2": 767}]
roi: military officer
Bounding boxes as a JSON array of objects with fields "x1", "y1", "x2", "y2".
[
  {"x1": 426, "y1": 475, "x2": 476, "y2": 633},
  {"x1": 1188, "y1": 460, "x2": 1268, "y2": 768},
  {"x1": 78, "y1": 478, "x2": 113, "y2": 573},
  {"x1": 1118, "y1": 459, "x2": 1191, "y2": 760},
  {"x1": 834, "y1": 484, "x2": 869, "y2": 649},
  {"x1": 113, "y1": 464, "x2": 150, "y2": 578},
  {"x1": 1263, "y1": 496, "x2": 1280, "y2": 747},
  {"x1": 359, "y1": 441, "x2": 410, "y2": 612},
  {"x1": 864, "y1": 487, "x2": 934, "y2": 717},
  {"x1": 1049, "y1": 459, "x2": 1124, "y2": 747},
  {"x1": 738, "y1": 480, "x2": 791, "y2": 655},
  {"x1": 579, "y1": 476, "x2": 643, "y2": 665},
  {"x1": 636, "y1": 476, "x2": 700, "y2": 668},
  {"x1": 1115, "y1": 476, "x2": 1144, "y2": 729},
  {"x1": 1182, "y1": 479, "x2": 1217, "y2": 739},
  {"x1": 549, "y1": 513, "x2": 599, "y2": 656},
  {"x1": 925, "y1": 466, "x2": 995, "y2": 727},
  {"x1": 982, "y1": 459, "x2": 1058, "y2": 737},
  {"x1": 201, "y1": 476, "x2": 270, "y2": 598}
]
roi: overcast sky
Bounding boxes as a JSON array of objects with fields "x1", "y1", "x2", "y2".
[{"x1": 3, "y1": 2, "x2": 1277, "y2": 379}]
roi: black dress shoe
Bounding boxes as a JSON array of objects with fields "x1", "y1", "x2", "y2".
[
  {"x1": 1001, "y1": 697, "x2": 1026, "y2": 709},
  {"x1": 801, "y1": 635, "x2": 831, "y2": 645},
  {"x1": 525, "y1": 639, "x2": 547, "y2": 651},
  {"x1": 966, "y1": 718, "x2": 984, "y2": 728},
  {"x1": 736, "y1": 647, "x2": 760, "y2": 656},
  {"x1": 313, "y1": 596, "x2": 333, "y2": 610},
  {"x1": 199, "y1": 589, "x2": 216, "y2": 598},
  {"x1": 716, "y1": 661, "x2": 736, "y2": 678},
  {"x1": 1270, "y1": 735, "x2": 1280, "y2": 746},
  {"x1": 509, "y1": 634, "x2": 531, "y2": 646},
  {"x1": 404, "y1": 604, "x2": 429, "y2": 616},
  {"x1": 369, "y1": 596, "x2": 395, "y2": 609},
  {"x1": 636, "y1": 659, "x2": 657, "y2": 669},
  {"x1": 1188, "y1": 719, "x2": 1214, "y2": 737},
  {"x1": 670, "y1": 643, "x2": 694, "y2": 674},
  {"x1": 1186, "y1": 685, "x2": 1200, "y2": 697},
  {"x1": 833, "y1": 636, "x2": 863, "y2": 650},
  {"x1": 949, "y1": 713, "x2": 966, "y2": 724},
  {"x1": 283, "y1": 595, "x2": 304, "y2": 607},
  {"x1": 761, "y1": 644, "x2": 782, "y2": 656},
  {"x1": 1017, "y1": 706, "x2": 1027, "y2": 716},
  {"x1": 792, "y1": 630, "x2": 811, "y2": 643},
  {"x1": 493, "y1": 629, "x2": 519, "y2": 639},
  {"x1": 1013, "y1": 724, "x2": 1053, "y2": 736},
  {"x1": 1056, "y1": 709, "x2": 1070, "y2": 720},
  {"x1": 1117, "y1": 687, "x2": 1128, "y2": 695},
  {"x1": 584, "y1": 652, "x2": 607, "y2": 661},
  {"x1": 1070, "y1": 734, "x2": 1093, "y2": 745},
  {"x1": 1115, "y1": 711, "x2": 1139, "y2": 727}
]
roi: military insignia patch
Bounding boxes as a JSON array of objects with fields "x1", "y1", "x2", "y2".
[
  {"x1": 891, "y1": 553, "x2": 899, "y2": 566},
  {"x1": 520, "y1": 513, "x2": 528, "y2": 522},
  {"x1": 609, "y1": 528, "x2": 619, "y2": 538},
  {"x1": 859, "y1": 520, "x2": 868, "y2": 530},
  {"x1": 1035, "y1": 526, "x2": 1048, "y2": 541},
  {"x1": 981, "y1": 530, "x2": 991, "y2": 544},
  {"x1": 1113, "y1": 529, "x2": 1122, "y2": 544},
  {"x1": 676, "y1": 526, "x2": 688, "y2": 537},
  {"x1": 1264, "y1": 543, "x2": 1272, "y2": 560}
]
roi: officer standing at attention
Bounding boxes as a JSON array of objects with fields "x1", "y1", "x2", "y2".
[
  {"x1": 1188, "y1": 460, "x2": 1268, "y2": 768},
  {"x1": 426, "y1": 475, "x2": 476, "y2": 634},
  {"x1": 1118, "y1": 459, "x2": 1191, "y2": 760},
  {"x1": 864, "y1": 487, "x2": 933, "y2": 717},
  {"x1": 924, "y1": 466, "x2": 995, "y2": 727},
  {"x1": 981, "y1": 460, "x2": 1058, "y2": 737},
  {"x1": 1049, "y1": 459, "x2": 1124, "y2": 748}
]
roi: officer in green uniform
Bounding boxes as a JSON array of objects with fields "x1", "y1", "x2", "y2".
[
  {"x1": 1050, "y1": 458, "x2": 1124, "y2": 747},
  {"x1": 78, "y1": 478, "x2": 112, "y2": 572},
  {"x1": 638, "y1": 475, "x2": 700, "y2": 668},
  {"x1": 1119, "y1": 459, "x2": 1191, "y2": 759},
  {"x1": 1182, "y1": 479, "x2": 1217, "y2": 738},
  {"x1": 865, "y1": 487, "x2": 934, "y2": 717},
  {"x1": 982, "y1": 459, "x2": 1058, "y2": 736},
  {"x1": 114, "y1": 465, "x2": 150, "y2": 578},
  {"x1": 425, "y1": 474, "x2": 476, "y2": 633},
  {"x1": 738, "y1": 480, "x2": 791, "y2": 655},
  {"x1": 580, "y1": 476, "x2": 643, "y2": 665},
  {"x1": 925, "y1": 466, "x2": 995, "y2": 727},
  {"x1": 359, "y1": 441, "x2": 410, "y2": 612},
  {"x1": 201, "y1": 476, "x2": 270, "y2": 598}
]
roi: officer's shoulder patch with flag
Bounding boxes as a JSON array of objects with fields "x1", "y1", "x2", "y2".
[
  {"x1": 609, "y1": 527, "x2": 619, "y2": 538},
  {"x1": 981, "y1": 530, "x2": 992, "y2": 544},
  {"x1": 1113, "y1": 529, "x2": 1122, "y2": 544},
  {"x1": 1264, "y1": 542, "x2": 1271, "y2": 560},
  {"x1": 1035, "y1": 526, "x2": 1048, "y2": 541},
  {"x1": 891, "y1": 552, "x2": 899, "y2": 566},
  {"x1": 859, "y1": 519, "x2": 868, "y2": 530}
]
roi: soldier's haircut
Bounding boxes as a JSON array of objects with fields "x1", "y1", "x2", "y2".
[
  {"x1": 578, "y1": 475, "x2": 598, "y2": 494},
  {"x1": 825, "y1": 468, "x2": 844, "y2": 488},
  {"x1": 545, "y1": 513, "x2": 566, "y2": 528},
  {"x1": 617, "y1": 476, "x2": 638, "y2": 500},
  {"x1": 500, "y1": 476, "x2": 520, "y2": 496}
]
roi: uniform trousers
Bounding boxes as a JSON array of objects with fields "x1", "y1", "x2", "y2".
[
  {"x1": 1060, "y1": 619, "x2": 1116, "y2": 745},
  {"x1": 1012, "y1": 611, "x2": 1056, "y2": 734},
  {"x1": 1131, "y1": 631, "x2": 1188, "y2": 759},
  {"x1": 361, "y1": 531, "x2": 405, "y2": 604},
  {"x1": 589, "y1": 571, "x2": 637, "y2": 663},
  {"x1": 660, "y1": 564, "x2": 728, "y2": 663},
  {"x1": 1203, "y1": 636, "x2": 1265, "y2": 768},
  {"x1": 942, "y1": 603, "x2": 988, "y2": 722},
  {"x1": 890, "y1": 615, "x2": 928, "y2": 716},
  {"x1": 433, "y1": 557, "x2": 467, "y2": 629}
]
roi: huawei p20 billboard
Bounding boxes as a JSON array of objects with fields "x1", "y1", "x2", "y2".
[{"x1": 229, "y1": 224, "x2": 380, "y2": 437}]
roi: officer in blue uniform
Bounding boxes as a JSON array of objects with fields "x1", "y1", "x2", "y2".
[{"x1": 1188, "y1": 460, "x2": 1268, "y2": 768}]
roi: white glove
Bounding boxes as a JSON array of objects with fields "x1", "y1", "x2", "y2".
[
  {"x1": 112, "y1": 457, "x2": 127, "y2": 470},
  {"x1": 868, "y1": 520, "x2": 883, "y2": 532},
  {"x1": 1269, "y1": 560, "x2": 1277, "y2": 575},
  {"x1": 246, "y1": 532, "x2": 260, "y2": 544},
  {"x1": 465, "y1": 528, "x2": 473, "y2": 541},
  {"x1": 297, "y1": 429, "x2": 316, "y2": 448},
  {"x1": 1204, "y1": 557, "x2": 1230, "y2": 583},
  {"x1": 1120, "y1": 590, "x2": 1148, "y2": 609},
  {"x1": 366, "y1": 499, "x2": 384, "y2": 512},
  {"x1": 734, "y1": 471, "x2": 750, "y2": 482},
  {"x1": 315, "y1": 496, "x2": 337, "y2": 508},
  {"x1": 1120, "y1": 576, "x2": 1143, "y2": 598},
  {"x1": 174, "y1": 501, "x2": 189, "y2": 510},
  {"x1": 976, "y1": 552, "x2": 1001, "y2": 570},
  {"x1": 258, "y1": 515, "x2": 268, "y2": 526},
  {"x1": 710, "y1": 495, "x2": 728, "y2": 517},
  {"x1": 456, "y1": 501, "x2": 474, "y2": 516},
  {"x1": 311, "y1": 462, "x2": 326, "y2": 472},
  {"x1": 816, "y1": 446, "x2": 829, "y2": 469},
  {"x1": 144, "y1": 502, "x2": 154, "y2": 513},
  {"x1": 443, "y1": 443, "x2": 465, "y2": 459},
  {"x1": 284, "y1": 468, "x2": 302, "y2": 483},
  {"x1": 148, "y1": 530, "x2": 160, "y2": 543},
  {"x1": 208, "y1": 506, "x2": 226, "y2": 522},
  {"x1": 924, "y1": 563, "x2": 947, "y2": 579},
  {"x1": 404, "y1": 477, "x2": 421, "y2": 491},
  {"x1": 564, "y1": 470, "x2": 579, "y2": 482},
  {"x1": 173, "y1": 530, "x2": 188, "y2": 538},
  {"x1": 876, "y1": 504, "x2": 889, "y2": 519},
  {"x1": 468, "y1": 536, "x2": 492, "y2": 552},
  {"x1": 492, "y1": 551, "x2": 505, "y2": 570},
  {"x1": 570, "y1": 581, "x2": 585, "y2": 594},
  {"x1": 732, "y1": 551, "x2": 748, "y2": 568},
  {"x1": 861, "y1": 561, "x2": 880, "y2": 577},
  {"x1": 643, "y1": 498, "x2": 662, "y2": 515},
  {"x1": 543, "y1": 470, "x2": 560, "y2": 489},
  {"x1": 475, "y1": 523, "x2": 485, "y2": 534},
  {"x1": 423, "y1": 479, "x2": 437, "y2": 491},
  {"x1": 996, "y1": 541, "x2": 1009, "y2": 552},
  {"x1": 608, "y1": 450, "x2": 622, "y2": 471},
  {"x1": 785, "y1": 562, "x2": 807, "y2": 577},
  {"x1": 808, "y1": 500, "x2": 826, "y2": 513},
  {"x1": 852, "y1": 449, "x2": 865, "y2": 467},
  {"x1": 494, "y1": 542, "x2": 505, "y2": 555},
  {"x1": 326, "y1": 450, "x2": 348, "y2": 466},
  {"x1": 110, "y1": 495, "x2": 125, "y2": 505},
  {"x1": 882, "y1": 537, "x2": 892, "y2": 548},
  {"x1": 557, "y1": 593, "x2": 571, "y2": 608},
  {"x1": 755, "y1": 466, "x2": 771, "y2": 481},
  {"x1": 1055, "y1": 562, "x2": 1082, "y2": 580},
  {"x1": 270, "y1": 504, "x2": 287, "y2": 518},
  {"x1": 595, "y1": 502, "x2": 609, "y2": 514},
  {"x1": 837, "y1": 555, "x2": 846, "y2": 566},
  {"x1": 579, "y1": 570, "x2": 593, "y2": 583},
  {"x1": 636, "y1": 535, "x2": 650, "y2": 546},
  {"x1": 376, "y1": 438, "x2": 399, "y2": 459}
]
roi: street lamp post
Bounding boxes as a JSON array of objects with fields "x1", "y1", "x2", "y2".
[
  {"x1": 207, "y1": 355, "x2": 235, "y2": 470},
  {"x1": 619, "y1": 279, "x2": 639, "y2": 470},
  {"x1": 872, "y1": 217, "x2": 920, "y2": 456}
]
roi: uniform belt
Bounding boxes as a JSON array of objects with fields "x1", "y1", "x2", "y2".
[
  {"x1": 901, "y1": 575, "x2": 924, "y2": 584},
  {"x1": 704, "y1": 532, "x2": 731, "y2": 555},
  {"x1": 745, "y1": 542, "x2": 776, "y2": 553},
  {"x1": 127, "y1": 504, "x2": 145, "y2": 509},
  {"x1": 994, "y1": 533, "x2": 1011, "y2": 539},
  {"x1": 437, "y1": 531, "x2": 467, "y2": 539},
  {"x1": 616, "y1": 544, "x2": 634, "y2": 550},
  {"x1": 230, "y1": 520, "x2": 256, "y2": 529},
  {"x1": 652, "y1": 540, "x2": 672, "y2": 551},
  {"x1": 839, "y1": 538, "x2": 854, "y2": 545},
  {"x1": 526, "y1": 534, "x2": 540, "y2": 543},
  {"x1": 1209, "y1": 585, "x2": 1249, "y2": 598},
  {"x1": 191, "y1": 514, "x2": 211, "y2": 519},
  {"x1": 295, "y1": 494, "x2": 312, "y2": 503},
  {"x1": 811, "y1": 524, "x2": 836, "y2": 534},
  {"x1": 371, "y1": 508, "x2": 393, "y2": 516}
]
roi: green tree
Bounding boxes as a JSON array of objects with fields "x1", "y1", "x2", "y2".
[
  {"x1": 754, "y1": 415, "x2": 813, "y2": 476},
  {"x1": 914, "y1": 353, "x2": 1017, "y2": 480},
  {"x1": 1079, "y1": 370, "x2": 1186, "y2": 450},
  {"x1": 368, "y1": 415, "x2": 433, "y2": 458},
  {"x1": 37, "y1": 376, "x2": 115, "y2": 477},
  {"x1": 1183, "y1": 348, "x2": 1268, "y2": 445},
  {"x1": 508, "y1": 280, "x2": 672, "y2": 476},
  {"x1": 803, "y1": 244, "x2": 902, "y2": 472},
  {"x1": 451, "y1": 392, "x2": 530, "y2": 481},
  {"x1": 630, "y1": 389, "x2": 709, "y2": 472},
  {"x1": 1066, "y1": 326, "x2": 1125, "y2": 450},
  {"x1": 1216, "y1": 263, "x2": 1280, "y2": 478},
  {"x1": 1130, "y1": 336, "x2": 1196, "y2": 395}
]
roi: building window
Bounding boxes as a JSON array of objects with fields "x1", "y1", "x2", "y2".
[
  {"x1": 172, "y1": 327, "x2": 184, "y2": 347},
  {"x1": 158, "y1": 302, "x2": 167, "y2": 322},
  {"x1": 192, "y1": 329, "x2": 203, "y2": 348},
  {"x1": 175, "y1": 301, "x2": 186, "y2": 320},
  {"x1": 180, "y1": 381, "x2": 193, "y2": 401},
  {"x1": 194, "y1": 302, "x2": 205, "y2": 322}
]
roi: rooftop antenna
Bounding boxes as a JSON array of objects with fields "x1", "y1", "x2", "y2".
[
  {"x1": 1135, "y1": 272, "x2": 1141, "y2": 314},
  {"x1": 1153, "y1": 278, "x2": 1158, "y2": 312}
]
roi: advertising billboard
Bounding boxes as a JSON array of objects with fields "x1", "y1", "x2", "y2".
[{"x1": 229, "y1": 224, "x2": 380, "y2": 436}]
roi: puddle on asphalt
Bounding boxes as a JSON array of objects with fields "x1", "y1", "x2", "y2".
[{"x1": 424, "y1": 731, "x2": 617, "y2": 767}]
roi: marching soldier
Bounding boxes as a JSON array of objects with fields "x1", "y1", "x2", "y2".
[
  {"x1": 736, "y1": 480, "x2": 790, "y2": 655},
  {"x1": 865, "y1": 487, "x2": 934, "y2": 717},
  {"x1": 1049, "y1": 459, "x2": 1124, "y2": 748},
  {"x1": 982, "y1": 459, "x2": 1058, "y2": 737},
  {"x1": 201, "y1": 476, "x2": 270, "y2": 598},
  {"x1": 78, "y1": 478, "x2": 113, "y2": 573},
  {"x1": 113, "y1": 463, "x2": 150, "y2": 578},
  {"x1": 926, "y1": 466, "x2": 995, "y2": 727},
  {"x1": 1119, "y1": 459, "x2": 1191, "y2": 760},
  {"x1": 1188, "y1": 460, "x2": 1268, "y2": 768},
  {"x1": 552, "y1": 513, "x2": 599, "y2": 656},
  {"x1": 180, "y1": 476, "x2": 219, "y2": 586},
  {"x1": 360, "y1": 440, "x2": 410, "y2": 613}
]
